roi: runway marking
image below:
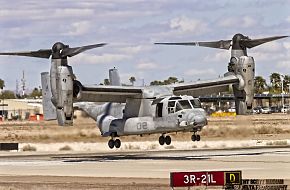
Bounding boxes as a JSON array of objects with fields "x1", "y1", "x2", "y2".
[{"x1": 50, "y1": 149, "x2": 290, "y2": 163}]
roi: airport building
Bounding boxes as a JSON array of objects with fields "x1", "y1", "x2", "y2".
[{"x1": 0, "y1": 99, "x2": 43, "y2": 121}]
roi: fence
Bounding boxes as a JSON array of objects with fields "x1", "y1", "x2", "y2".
[{"x1": 0, "y1": 108, "x2": 43, "y2": 121}]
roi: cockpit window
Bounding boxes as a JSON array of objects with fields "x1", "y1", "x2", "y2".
[
  {"x1": 176, "y1": 100, "x2": 192, "y2": 111},
  {"x1": 168, "y1": 99, "x2": 198, "y2": 114},
  {"x1": 176, "y1": 102, "x2": 182, "y2": 112},
  {"x1": 190, "y1": 99, "x2": 201, "y2": 108},
  {"x1": 168, "y1": 101, "x2": 175, "y2": 107},
  {"x1": 168, "y1": 101, "x2": 176, "y2": 114}
]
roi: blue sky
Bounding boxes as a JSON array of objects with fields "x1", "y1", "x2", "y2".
[{"x1": 0, "y1": 0, "x2": 290, "y2": 91}]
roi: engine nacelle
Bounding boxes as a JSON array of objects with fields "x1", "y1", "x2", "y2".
[
  {"x1": 229, "y1": 56, "x2": 255, "y2": 114},
  {"x1": 56, "y1": 66, "x2": 74, "y2": 125},
  {"x1": 50, "y1": 58, "x2": 74, "y2": 126}
]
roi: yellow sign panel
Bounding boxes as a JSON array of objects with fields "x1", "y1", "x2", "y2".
[{"x1": 225, "y1": 171, "x2": 242, "y2": 185}]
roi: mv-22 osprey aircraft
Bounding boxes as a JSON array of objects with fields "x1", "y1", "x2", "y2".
[{"x1": 0, "y1": 33, "x2": 286, "y2": 149}]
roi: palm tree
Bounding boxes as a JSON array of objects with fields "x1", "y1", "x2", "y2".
[
  {"x1": 0, "y1": 79, "x2": 4, "y2": 95},
  {"x1": 270, "y1": 73, "x2": 281, "y2": 93},
  {"x1": 254, "y1": 76, "x2": 267, "y2": 94},
  {"x1": 0, "y1": 79, "x2": 4, "y2": 90},
  {"x1": 283, "y1": 75, "x2": 290, "y2": 93},
  {"x1": 129, "y1": 76, "x2": 136, "y2": 86}
]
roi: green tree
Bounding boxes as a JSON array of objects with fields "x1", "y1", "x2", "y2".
[
  {"x1": 0, "y1": 90, "x2": 15, "y2": 99},
  {"x1": 29, "y1": 87, "x2": 42, "y2": 98},
  {"x1": 104, "y1": 78, "x2": 110, "y2": 85},
  {"x1": 150, "y1": 80, "x2": 163, "y2": 85},
  {"x1": 254, "y1": 76, "x2": 267, "y2": 94},
  {"x1": 270, "y1": 73, "x2": 281, "y2": 93},
  {"x1": 150, "y1": 76, "x2": 181, "y2": 86},
  {"x1": 282, "y1": 75, "x2": 290, "y2": 93},
  {"x1": 164, "y1": 77, "x2": 178, "y2": 85},
  {"x1": 179, "y1": 79, "x2": 184, "y2": 83},
  {"x1": 129, "y1": 76, "x2": 136, "y2": 86}
]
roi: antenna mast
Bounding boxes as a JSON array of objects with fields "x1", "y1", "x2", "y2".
[
  {"x1": 15, "y1": 79, "x2": 19, "y2": 97},
  {"x1": 21, "y1": 70, "x2": 26, "y2": 96}
]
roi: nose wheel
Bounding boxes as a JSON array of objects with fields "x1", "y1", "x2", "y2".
[
  {"x1": 191, "y1": 134, "x2": 201, "y2": 142},
  {"x1": 159, "y1": 135, "x2": 171, "y2": 145},
  {"x1": 108, "y1": 138, "x2": 122, "y2": 149}
]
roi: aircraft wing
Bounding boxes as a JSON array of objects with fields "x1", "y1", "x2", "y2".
[
  {"x1": 75, "y1": 75, "x2": 239, "y2": 102},
  {"x1": 172, "y1": 75, "x2": 240, "y2": 97},
  {"x1": 76, "y1": 85, "x2": 143, "y2": 103}
]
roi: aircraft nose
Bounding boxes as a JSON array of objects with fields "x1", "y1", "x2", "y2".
[
  {"x1": 193, "y1": 114, "x2": 207, "y2": 126},
  {"x1": 187, "y1": 111, "x2": 208, "y2": 126}
]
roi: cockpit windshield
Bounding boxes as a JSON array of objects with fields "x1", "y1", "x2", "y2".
[
  {"x1": 190, "y1": 99, "x2": 201, "y2": 108},
  {"x1": 167, "y1": 98, "x2": 200, "y2": 114},
  {"x1": 175, "y1": 100, "x2": 192, "y2": 112}
]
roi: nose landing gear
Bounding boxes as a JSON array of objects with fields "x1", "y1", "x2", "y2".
[
  {"x1": 159, "y1": 134, "x2": 172, "y2": 145},
  {"x1": 191, "y1": 133, "x2": 201, "y2": 142}
]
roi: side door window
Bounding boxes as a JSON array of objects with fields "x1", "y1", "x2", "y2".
[{"x1": 156, "y1": 103, "x2": 163, "y2": 117}]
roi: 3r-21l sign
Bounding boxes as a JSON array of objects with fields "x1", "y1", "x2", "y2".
[
  {"x1": 170, "y1": 171, "x2": 242, "y2": 187},
  {"x1": 170, "y1": 171, "x2": 225, "y2": 187},
  {"x1": 184, "y1": 173, "x2": 218, "y2": 184}
]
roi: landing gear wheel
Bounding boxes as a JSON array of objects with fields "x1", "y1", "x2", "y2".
[
  {"x1": 165, "y1": 136, "x2": 171, "y2": 145},
  {"x1": 159, "y1": 136, "x2": 165, "y2": 145},
  {"x1": 196, "y1": 135, "x2": 201, "y2": 141},
  {"x1": 108, "y1": 139, "x2": 115, "y2": 149},
  {"x1": 191, "y1": 134, "x2": 196, "y2": 142},
  {"x1": 115, "y1": 139, "x2": 121, "y2": 148}
]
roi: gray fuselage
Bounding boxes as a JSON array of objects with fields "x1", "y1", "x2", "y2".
[{"x1": 74, "y1": 95, "x2": 207, "y2": 137}]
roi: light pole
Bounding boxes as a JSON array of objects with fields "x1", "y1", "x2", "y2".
[
  {"x1": 1, "y1": 97, "x2": 4, "y2": 121},
  {"x1": 281, "y1": 75, "x2": 284, "y2": 113}
]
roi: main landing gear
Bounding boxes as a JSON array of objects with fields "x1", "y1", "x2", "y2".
[
  {"x1": 159, "y1": 134, "x2": 171, "y2": 145},
  {"x1": 108, "y1": 138, "x2": 121, "y2": 149},
  {"x1": 191, "y1": 133, "x2": 201, "y2": 142}
]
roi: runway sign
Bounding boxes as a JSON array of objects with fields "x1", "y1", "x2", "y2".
[
  {"x1": 225, "y1": 171, "x2": 242, "y2": 185},
  {"x1": 170, "y1": 170, "x2": 242, "y2": 187}
]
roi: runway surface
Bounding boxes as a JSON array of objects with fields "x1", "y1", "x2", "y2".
[{"x1": 0, "y1": 146, "x2": 289, "y2": 179}]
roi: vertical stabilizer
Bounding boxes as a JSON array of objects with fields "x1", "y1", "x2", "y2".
[
  {"x1": 109, "y1": 68, "x2": 121, "y2": 86},
  {"x1": 41, "y1": 72, "x2": 57, "y2": 120}
]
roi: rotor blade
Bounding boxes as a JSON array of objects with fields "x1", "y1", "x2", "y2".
[
  {"x1": 62, "y1": 43, "x2": 107, "y2": 57},
  {"x1": 155, "y1": 40, "x2": 232, "y2": 50},
  {"x1": 0, "y1": 49, "x2": 52, "y2": 59},
  {"x1": 241, "y1": 36, "x2": 288, "y2": 48}
]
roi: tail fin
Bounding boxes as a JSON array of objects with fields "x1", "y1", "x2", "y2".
[
  {"x1": 41, "y1": 72, "x2": 57, "y2": 120},
  {"x1": 73, "y1": 68, "x2": 123, "y2": 121},
  {"x1": 109, "y1": 68, "x2": 121, "y2": 86}
]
